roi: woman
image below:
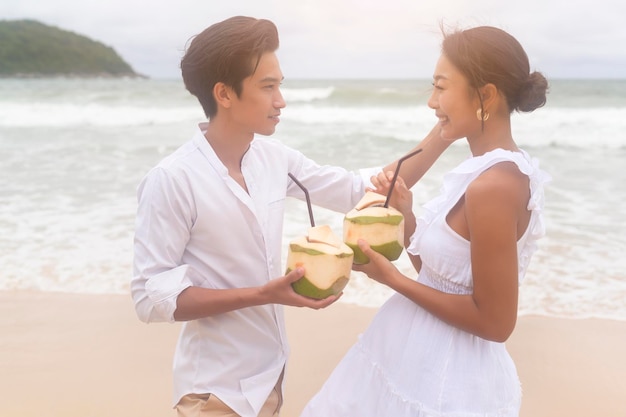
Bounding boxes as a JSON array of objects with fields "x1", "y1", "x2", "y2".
[{"x1": 300, "y1": 26, "x2": 550, "y2": 417}]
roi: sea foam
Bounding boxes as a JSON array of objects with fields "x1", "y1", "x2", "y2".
[{"x1": 2, "y1": 78, "x2": 625, "y2": 320}]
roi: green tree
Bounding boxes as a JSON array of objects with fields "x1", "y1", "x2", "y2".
[{"x1": 0, "y1": 19, "x2": 140, "y2": 77}]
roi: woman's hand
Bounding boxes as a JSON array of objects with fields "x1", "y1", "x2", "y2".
[
  {"x1": 369, "y1": 172, "x2": 413, "y2": 216},
  {"x1": 352, "y1": 239, "x2": 404, "y2": 289}
]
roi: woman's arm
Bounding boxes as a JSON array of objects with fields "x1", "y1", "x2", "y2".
[
  {"x1": 354, "y1": 164, "x2": 529, "y2": 342},
  {"x1": 381, "y1": 124, "x2": 450, "y2": 189}
]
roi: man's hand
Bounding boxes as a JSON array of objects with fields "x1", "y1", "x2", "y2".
[{"x1": 262, "y1": 268, "x2": 342, "y2": 309}]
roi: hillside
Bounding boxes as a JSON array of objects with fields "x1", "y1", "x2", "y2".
[{"x1": 0, "y1": 19, "x2": 141, "y2": 77}]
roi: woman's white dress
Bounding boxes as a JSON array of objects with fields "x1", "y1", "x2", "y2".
[{"x1": 300, "y1": 149, "x2": 550, "y2": 417}]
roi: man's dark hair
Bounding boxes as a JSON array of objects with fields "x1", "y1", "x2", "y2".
[{"x1": 181, "y1": 16, "x2": 280, "y2": 118}]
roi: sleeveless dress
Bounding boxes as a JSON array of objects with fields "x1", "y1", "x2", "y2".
[{"x1": 300, "y1": 148, "x2": 550, "y2": 417}]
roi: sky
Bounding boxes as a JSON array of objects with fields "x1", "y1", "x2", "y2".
[{"x1": 1, "y1": 0, "x2": 625, "y2": 80}]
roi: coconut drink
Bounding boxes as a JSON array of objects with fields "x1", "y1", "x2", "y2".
[
  {"x1": 286, "y1": 173, "x2": 354, "y2": 299},
  {"x1": 286, "y1": 225, "x2": 354, "y2": 299},
  {"x1": 343, "y1": 191, "x2": 404, "y2": 264}
]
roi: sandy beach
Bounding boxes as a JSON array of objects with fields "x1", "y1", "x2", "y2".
[{"x1": 1, "y1": 291, "x2": 624, "y2": 417}]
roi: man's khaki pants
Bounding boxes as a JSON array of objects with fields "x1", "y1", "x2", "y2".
[{"x1": 176, "y1": 385, "x2": 282, "y2": 417}]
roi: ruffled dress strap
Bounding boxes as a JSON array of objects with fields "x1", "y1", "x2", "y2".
[{"x1": 408, "y1": 148, "x2": 551, "y2": 260}]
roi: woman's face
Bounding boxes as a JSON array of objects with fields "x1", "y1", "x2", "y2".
[{"x1": 428, "y1": 54, "x2": 483, "y2": 141}]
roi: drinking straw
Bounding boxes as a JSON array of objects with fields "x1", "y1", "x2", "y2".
[
  {"x1": 288, "y1": 173, "x2": 315, "y2": 227},
  {"x1": 384, "y1": 148, "x2": 423, "y2": 208}
]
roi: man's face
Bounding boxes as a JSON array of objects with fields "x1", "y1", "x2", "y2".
[{"x1": 230, "y1": 52, "x2": 286, "y2": 137}]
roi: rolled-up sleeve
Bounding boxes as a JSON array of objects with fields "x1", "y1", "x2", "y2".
[
  {"x1": 133, "y1": 265, "x2": 192, "y2": 323},
  {"x1": 131, "y1": 167, "x2": 194, "y2": 323}
]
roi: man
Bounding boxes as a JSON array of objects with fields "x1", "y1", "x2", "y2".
[{"x1": 131, "y1": 16, "x2": 447, "y2": 417}]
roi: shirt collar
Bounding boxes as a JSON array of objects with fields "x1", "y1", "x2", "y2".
[{"x1": 193, "y1": 122, "x2": 228, "y2": 176}]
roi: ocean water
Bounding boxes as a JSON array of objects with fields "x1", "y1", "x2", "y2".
[{"x1": 1, "y1": 77, "x2": 625, "y2": 320}]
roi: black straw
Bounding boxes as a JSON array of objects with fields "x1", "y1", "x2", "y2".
[
  {"x1": 288, "y1": 173, "x2": 315, "y2": 227},
  {"x1": 384, "y1": 148, "x2": 423, "y2": 208}
]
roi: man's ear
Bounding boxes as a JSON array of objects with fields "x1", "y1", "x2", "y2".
[{"x1": 213, "y1": 82, "x2": 233, "y2": 109}]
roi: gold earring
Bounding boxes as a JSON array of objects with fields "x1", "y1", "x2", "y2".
[{"x1": 476, "y1": 108, "x2": 490, "y2": 121}]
